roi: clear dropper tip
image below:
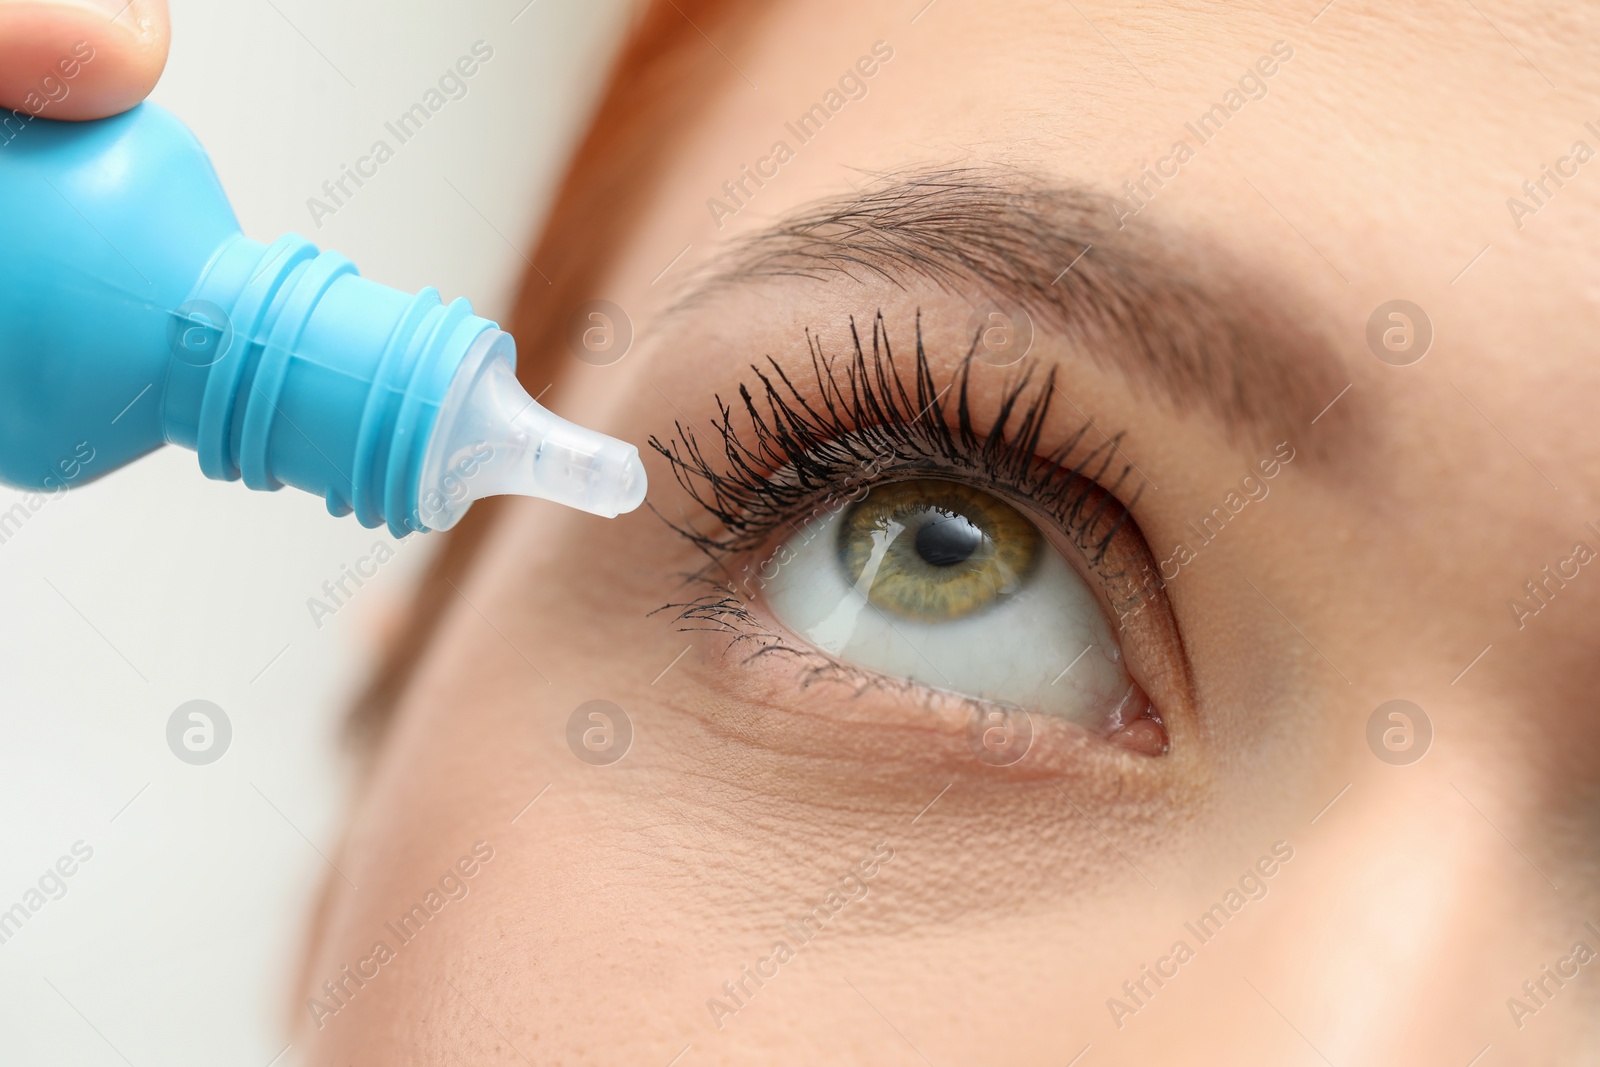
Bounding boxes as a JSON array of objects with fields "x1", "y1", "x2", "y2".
[
  {"x1": 418, "y1": 335, "x2": 649, "y2": 526},
  {"x1": 611, "y1": 451, "x2": 649, "y2": 516}
]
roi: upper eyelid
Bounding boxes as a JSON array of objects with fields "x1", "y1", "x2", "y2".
[{"x1": 649, "y1": 310, "x2": 1141, "y2": 565}]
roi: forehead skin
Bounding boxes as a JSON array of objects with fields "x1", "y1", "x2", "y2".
[{"x1": 301, "y1": 2, "x2": 1600, "y2": 1065}]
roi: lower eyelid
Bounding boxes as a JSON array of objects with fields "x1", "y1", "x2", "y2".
[
  {"x1": 643, "y1": 640, "x2": 1205, "y2": 919},
  {"x1": 661, "y1": 629, "x2": 1200, "y2": 810}
]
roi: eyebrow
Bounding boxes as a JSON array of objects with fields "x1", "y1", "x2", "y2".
[{"x1": 674, "y1": 166, "x2": 1348, "y2": 450}]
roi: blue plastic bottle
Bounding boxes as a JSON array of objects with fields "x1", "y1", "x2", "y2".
[{"x1": 0, "y1": 103, "x2": 645, "y2": 536}]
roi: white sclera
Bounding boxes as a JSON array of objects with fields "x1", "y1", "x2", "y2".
[{"x1": 762, "y1": 499, "x2": 1132, "y2": 723}]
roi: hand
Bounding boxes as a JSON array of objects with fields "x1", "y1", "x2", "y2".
[{"x1": 0, "y1": 0, "x2": 170, "y2": 120}]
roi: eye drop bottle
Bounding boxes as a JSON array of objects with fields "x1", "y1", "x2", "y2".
[{"x1": 0, "y1": 103, "x2": 646, "y2": 536}]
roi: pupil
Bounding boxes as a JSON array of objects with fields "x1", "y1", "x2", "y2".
[{"x1": 914, "y1": 512, "x2": 984, "y2": 567}]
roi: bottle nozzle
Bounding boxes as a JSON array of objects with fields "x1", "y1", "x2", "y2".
[{"x1": 416, "y1": 330, "x2": 647, "y2": 530}]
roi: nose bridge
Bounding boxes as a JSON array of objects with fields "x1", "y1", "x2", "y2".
[{"x1": 1224, "y1": 767, "x2": 1571, "y2": 1065}]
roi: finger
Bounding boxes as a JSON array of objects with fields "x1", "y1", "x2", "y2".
[{"x1": 0, "y1": 0, "x2": 171, "y2": 121}]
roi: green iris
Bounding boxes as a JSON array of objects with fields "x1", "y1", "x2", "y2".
[{"x1": 838, "y1": 479, "x2": 1040, "y2": 621}]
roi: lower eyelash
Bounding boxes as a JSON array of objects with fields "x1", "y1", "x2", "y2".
[{"x1": 647, "y1": 308, "x2": 1143, "y2": 576}]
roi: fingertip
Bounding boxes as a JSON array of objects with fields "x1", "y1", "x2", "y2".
[{"x1": 0, "y1": 0, "x2": 171, "y2": 121}]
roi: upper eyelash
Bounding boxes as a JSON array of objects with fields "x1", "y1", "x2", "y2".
[{"x1": 646, "y1": 309, "x2": 1143, "y2": 573}]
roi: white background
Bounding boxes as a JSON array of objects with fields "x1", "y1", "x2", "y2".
[{"x1": 0, "y1": 2, "x2": 627, "y2": 1062}]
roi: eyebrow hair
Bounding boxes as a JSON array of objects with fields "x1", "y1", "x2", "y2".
[{"x1": 674, "y1": 166, "x2": 1348, "y2": 450}]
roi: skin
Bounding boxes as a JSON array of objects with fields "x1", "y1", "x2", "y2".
[
  {"x1": 0, "y1": 0, "x2": 169, "y2": 120},
  {"x1": 39, "y1": 0, "x2": 1600, "y2": 1062},
  {"x1": 299, "y1": 2, "x2": 1600, "y2": 1063}
]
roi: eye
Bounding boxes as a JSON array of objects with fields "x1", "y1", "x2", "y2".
[
  {"x1": 761, "y1": 475, "x2": 1166, "y2": 752},
  {"x1": 649, "y1": 312, "x2": 1189, "y2": 758}
]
